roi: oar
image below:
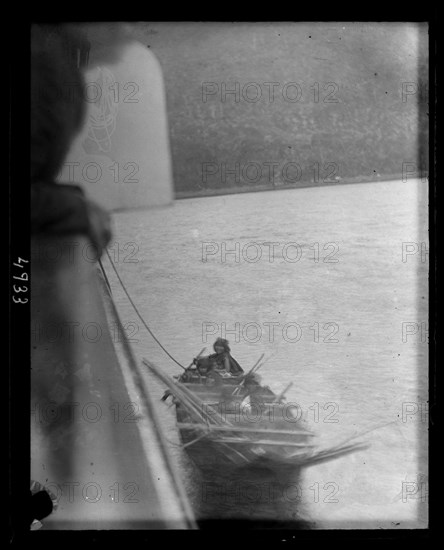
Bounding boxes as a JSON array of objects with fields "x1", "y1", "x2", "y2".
[
  {"x1": 250, "y1": 353, "x2": 265, "y2": 372},
  {"x1": 232, "y1": 354, "x2": 265, "y2": 395},
  {"x1": 162, "y1": 347, "x2": 207, "y2": 399},
  {"x1": 252, "y1": 350, "x2": 277, "y2": 374},
  {"x1": 144, "y1": 358, "x2": 232, "y2": 426},
  {"x1": 182, "y1": 430, "x2": 213, "y2": 449},
  {"x1": 321, "y1": 420, "x2": 397, "y2": 451},
  {"x1": 272, "y1": 382, "x2": 293, "y2": 404},
  {"x1": 185, "y1": 347, "x2": 206, "y2": 370},
  {"x1": 251, "y1": 361, "x2": 265, "y2": 375}
]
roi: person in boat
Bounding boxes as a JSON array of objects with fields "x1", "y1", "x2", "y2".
[{"x1": 194, "y1": 338, "x2": 244, "y2": 377}]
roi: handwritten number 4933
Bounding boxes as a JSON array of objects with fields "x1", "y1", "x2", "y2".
[{"x1": 12, "y1": 257, "x2": 29, "y2": 304}]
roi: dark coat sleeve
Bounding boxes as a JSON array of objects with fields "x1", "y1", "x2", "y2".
[
  {"x1": 228, "y1": 355, "x2": 244, "y2": 374},
  {"x1": 31, "y1": 182, "x2": 91, "y2": 237},
  {"x1": 31, "y1": 182, "x2": 111, "y2": 255}
]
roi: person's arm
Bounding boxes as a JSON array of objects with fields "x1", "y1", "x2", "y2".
[
  {"x1": 224, "y1": 354, "x2": 231, "y2": 373},
  {"x1": 31, "y1": 183, "x2": 111, "y2": 257}
]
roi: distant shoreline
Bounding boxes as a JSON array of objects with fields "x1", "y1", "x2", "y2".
[{"x1": 174, "y1": 172, "x2": 421, "y2": 200}]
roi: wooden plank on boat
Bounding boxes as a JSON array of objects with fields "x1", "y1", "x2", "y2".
[
  {"x1": 215, "y1": 437, "x2": 316, "y2": 447},
  {"x1": 177, "y1": 422, "x2": 315, "y2": 437}
]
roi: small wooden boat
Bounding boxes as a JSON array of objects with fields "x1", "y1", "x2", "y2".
[{"x1": 143, "y1": 356, "x2": 369, "y2": 474}]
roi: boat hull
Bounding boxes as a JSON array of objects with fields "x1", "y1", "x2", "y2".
[{"x1": 175, "y1": 389, "x2": 315, "y2": 472}]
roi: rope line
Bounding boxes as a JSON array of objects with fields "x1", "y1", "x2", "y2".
[
  {"x1": 98, "y1": 257, "x2": 113, "y2": 295},
  {"x1": 104, "y1": 249, "x2": 186, "y2": 369},
  {"x1": 98, "y1": 274, "x2": 196, "y2": 527}
]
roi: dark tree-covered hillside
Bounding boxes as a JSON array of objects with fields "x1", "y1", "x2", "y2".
[{"x1": 131, "y1": 23, "x2": 428, "y2": 195}]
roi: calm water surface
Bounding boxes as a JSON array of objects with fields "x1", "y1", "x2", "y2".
[{"x1": 108, "y1": 179, "x2": 428, "y2": 528}]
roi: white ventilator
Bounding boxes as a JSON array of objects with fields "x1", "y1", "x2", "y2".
[{"x1": 58, "y1": 41, "x2": 174, "y2": 210}]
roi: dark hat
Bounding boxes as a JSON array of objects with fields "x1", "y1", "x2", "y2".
[{"x1": 213, "y1": 338, "x2": 230, "y2": 352}]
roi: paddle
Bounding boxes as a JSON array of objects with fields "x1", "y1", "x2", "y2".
[
  {"x1": 272, "y1": 382, "x2": 293, "y2": 404},
  {"x1": 162, "y1": 347, "x2": 207, "y2": 399},
  {"x1": 182, "y1": 347, "x2": 207, "y2": 383},
  {"x1": 232, "y1": 353, "x2": 265, "y2": 395},
  {"x1": 250, "y1": 353, "x2": 265, "y2": 373},
  {"x1": 186, "y1": 347, "x2": 206, "y2": 370}
]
